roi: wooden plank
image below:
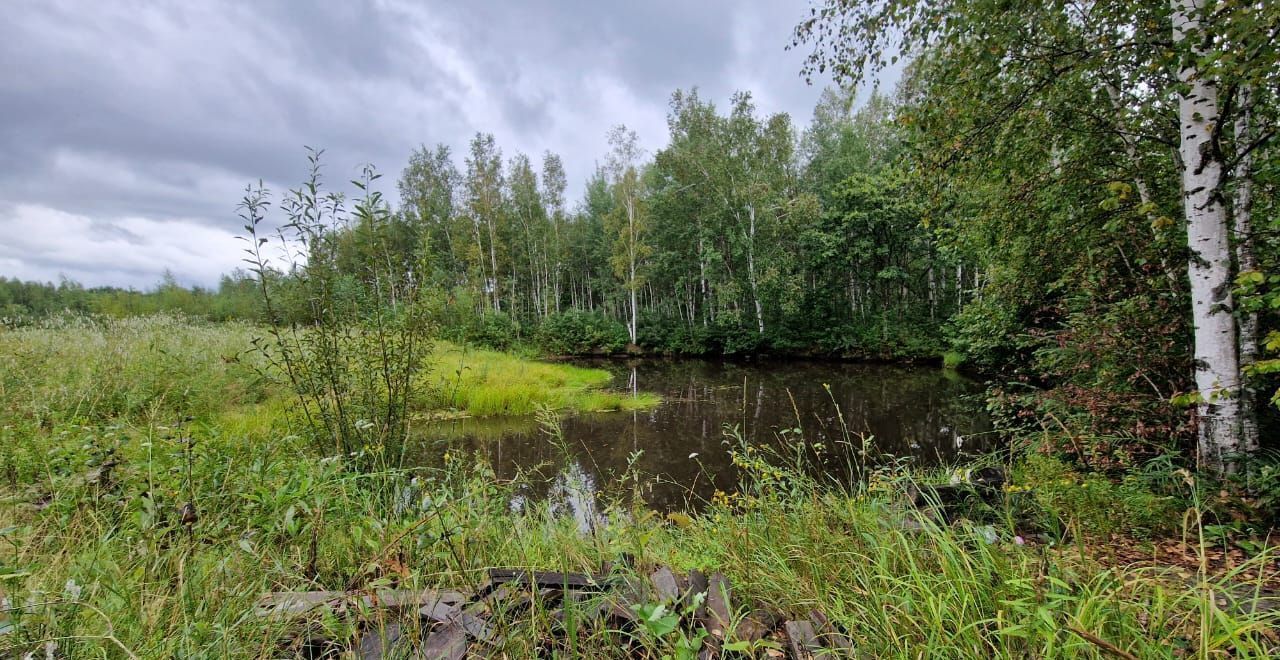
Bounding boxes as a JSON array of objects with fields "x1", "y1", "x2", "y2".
[
  {"x1": 553, "y1": 592, "x2": 608, "y2": 627},
  {"x1": 703, "y1": 572, "x2": 732, "y2": 639},
  {"x1": 455, "y1": 611, "x2": 502, "y2": 646},
  {"x1": 374, "y1": 589, "x2": 468, "y2": 609},
  {"x1": 356, "y1": 621, "x2": 402, "y2": 660},
  {"x1": 486, "y1": 569, "x2": 611, "y2": 591},
  {"x1": 784, "y1": 620, "x2": 820, "y2": 660},
  {"x1": 420, "y1": 621, "x2": 468, "y2": 660},
  {"x1": 732, "y1": 609, "x2": 778, "y2": 644},
  {"x1": 649, "y1": 567, "x2": 680, "y2": 603},
  {"x1": 685, "y1": 569, "x2": 709, "y2": 619},
  {"x1": 809, "y1": 609, "x2": 856, "y2": 654},
  {"x1": 420, "y1": 600, "x2": 460, "y2": 623},
  {"x1": 255, "y1": 591, "x2": 345, "y2": 617},
  {"x1": 255, "y1": 589, "x2": 467, "y2": 617}
]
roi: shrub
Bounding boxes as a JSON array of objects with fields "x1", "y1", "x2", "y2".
[
  {"x1": 469, "y1": 311, "x2": 521, "y2": 351},
  {"x1": 536, "y1": 311, "x2": 628, "y2": 355}
]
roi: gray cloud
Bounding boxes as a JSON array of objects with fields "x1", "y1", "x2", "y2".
[{"x1": 0, "y1": 0, "x2": 851, "y2": 288}]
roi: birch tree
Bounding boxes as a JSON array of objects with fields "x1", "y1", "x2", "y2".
[
  {"x1": 605, "y1": 125, "x2": 649, "y2": 344},
  {"x1": 464, "y1": 133, "x2": 505, "y2": 312},
  {"x1": 793, "y1": 0, "x2": 1278, "y2": 470}
]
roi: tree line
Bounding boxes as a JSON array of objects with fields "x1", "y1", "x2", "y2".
[
  {"x1": 4, "y1": 0, "x2": 1276, "y2": 472},
  {"x1": 362, "y1": 87, "x2": 961, "y2": 358}
]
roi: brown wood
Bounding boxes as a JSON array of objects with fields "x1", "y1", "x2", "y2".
[
  {"x1": 704, "y1": 572, "x2": 732, "y2": 639},
  {"x1": 420, "y1": 621, "x2": 468, "y2": 660},
  {"x1": 784, "y1": 620, "x2": 820, "y2": 660},
  {"x1": 809, "y1": 609, "x2": 855, "y2": 654},
  {"x1": 486, "y1": 568, "x2": 611, "y2": 591},
  {"x1": 356, "y1": 621, "x2": 403, "y2": 660},
  {"x1": 649, "y1": 566, "x2": 680, "y2": 603},
  {"x1": 420, "y1": 600, "x2": 460, "y2": 623},
  {"x1": 733, "y1": 609, "x2": 778, "y2": 643},
  {"x1": 256, "y1": 589, "x2": 467, "y2": 617}
]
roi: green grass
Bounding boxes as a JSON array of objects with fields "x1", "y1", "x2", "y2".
[
  {"x1": 421, "y1": 342, "x2": 659, "y2": 416},
  {"x1": 0, "y1": 315, "x2": 1275, "y2": 657}
]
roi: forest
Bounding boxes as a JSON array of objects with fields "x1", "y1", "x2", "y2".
[
  {"x1": 2, "y1": 1, "x2": 1278, "y2": 657},
  {"x1": 9, "y1": 52, "x2": 1277, "y2": 470}
]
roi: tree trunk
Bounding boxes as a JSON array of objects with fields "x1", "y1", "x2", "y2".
[
  {"x1": 1173, "y1": 0, "x2": 1243, "y2": 471},
  {"x1": 746, "y1": 204, "x2": 765, "y2": 334},
  {"x1": 1233, "y1": 86, "x2": 1260, "y2": 455},
  {"x1": 626, "y1": 197, "x2": 639, "y2": 344}
]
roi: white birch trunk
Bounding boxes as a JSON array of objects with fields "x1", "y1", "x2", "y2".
[
  {"x1": 626, "y1": 196, "x2": 638, "y2": 344},
  {"x1": 746, "y1": 204, "x2": 765, "y2": 334},
  {"x1": 1233, "y1": 87, "x2": 1259, "y2": 454},
  {"x1": 1173, "y1": 0, "x2": 1243, "y2": 470}
]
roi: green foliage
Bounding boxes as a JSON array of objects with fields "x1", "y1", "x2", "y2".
[
  {"x1": 1014, "y1": 455, "x2": 1183, "y2": 541},
  {"x1": 238, "y1": 152, "x2": 434, "y2": 464},
  {"x1": 467, "y1": 311, "x2": 521, "y2": 351},
  {"x1": 0, "y1": 319, "x2": 1276, "y2": 657},
  {"x1": 0, "y1": 272, "x2": 262, "y2": 325},
  {"x1": 536, "y1": 310, "x2": 628, "y2": 355}
]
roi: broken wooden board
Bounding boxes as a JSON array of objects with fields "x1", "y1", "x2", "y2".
[
  {"x1": 784, "y1": 620, "x2": 821, "y2": 660},
  {"x1": 649, "y1": 566, "x2": 680, "y2": 603},
  {"x1": 356, "y1": 621, "x2": 404, "y2": 660},
  {"x1": 484, "y1": 569, "x2": 613, "y2": 592},
  {"x1": 703, "y1": 572, "x2": 733, "y2": 639},
  {"x1": 809, "y1": 609, "x2": 856, "y2": 654},
  {"x1": 420, "y1": 599, "x2": 461, "y2": 624},
  {"x1": 420, "y1": 621, "x2": 468, "y2": 660},
  {"x1": 733, "y1": 609, "x2": 779, "y2": 644},
  {"x1": 256, "y1": 589, "x2": 468, "y2": 618}
]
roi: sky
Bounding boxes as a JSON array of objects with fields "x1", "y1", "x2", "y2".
[{"x1": 0, "y1": 1, "x2": 866, "y2": 289}]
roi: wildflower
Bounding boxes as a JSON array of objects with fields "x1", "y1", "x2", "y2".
[
  {"x1": 688, "y1": 452, "x2": 698, "y2": 459},
  {"x1": 63, "y1": 579, "x2": 82, "y2": 600}
]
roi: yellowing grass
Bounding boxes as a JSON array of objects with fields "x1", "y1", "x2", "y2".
[{"x1": 421, "y1": 342, "x2": 659, "y2": 416}]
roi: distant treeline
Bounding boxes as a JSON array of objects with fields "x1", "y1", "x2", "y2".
[
  {"x1": 299, "y1": 89, "x2": 960, "y2": 359},
  {"x1": 0, "y1": 273, "x2": 260, "y2": 322}
]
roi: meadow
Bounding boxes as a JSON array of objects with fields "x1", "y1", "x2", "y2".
[{"x1": 0, "y1": 316, "x2": 1276, "y2": 658}]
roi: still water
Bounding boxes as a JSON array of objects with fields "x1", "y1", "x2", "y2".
[{"x1": 417, "y1": 359, "x2": 992, "y2": 513}]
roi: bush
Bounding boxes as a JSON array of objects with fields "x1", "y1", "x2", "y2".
[
  {"x1": 1015, "y1": 454, "x2": 1183, "y2": 540},
  {"x1": 469, "y1": 311, "x2": 521, "y2": 351},
  {"x1": 536, "y1": 311, "x2": 628, "y2": 355},
  {"x1": 637, "y1": 314, "x2": 713, "y2": 354}
]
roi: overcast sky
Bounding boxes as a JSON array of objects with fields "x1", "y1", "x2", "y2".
[{"x1": 0, "y1": 1, "x2": 865, "y2": 289}]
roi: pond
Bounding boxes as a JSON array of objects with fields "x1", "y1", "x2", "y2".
[{"x1": 416, "y1": 359, "x2": 993, "y2": 515}]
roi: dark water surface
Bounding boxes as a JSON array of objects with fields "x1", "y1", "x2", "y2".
[{"x1": 416, "y1": 359, "x2": 992, "y2": 513}]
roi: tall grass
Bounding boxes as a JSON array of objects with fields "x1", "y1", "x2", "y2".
[
  {"x1": 0, "y1": 316, "x2": 1275, "y2": 657},
  {"x1": 0, "y1": 314, "x2": 268, "y2": 428}
]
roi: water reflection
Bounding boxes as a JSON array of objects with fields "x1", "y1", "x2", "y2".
[{"x1": 414, "y1": 359, "x2": 992, "y2": 512}]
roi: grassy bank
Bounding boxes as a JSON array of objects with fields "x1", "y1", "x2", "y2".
[
  {"x1": 0, "y1": 316, "x2": 1276, "y2": 657},
  {"x1": 0, "y1": 316, "x2": 654, "y2": 429},
  {"x1": 423, "y1": 342, "x2": 658, "y2": 417}
]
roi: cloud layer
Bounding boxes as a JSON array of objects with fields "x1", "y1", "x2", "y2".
[{"x1": 0, "y1": 0, "x2": 836, "y2": 288}]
